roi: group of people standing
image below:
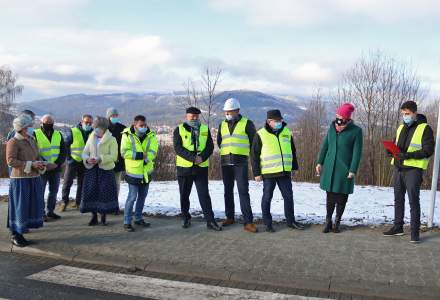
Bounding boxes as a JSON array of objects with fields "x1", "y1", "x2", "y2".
[{"x1": 5, "y1": 98, "x2": 433, "y2": 247}]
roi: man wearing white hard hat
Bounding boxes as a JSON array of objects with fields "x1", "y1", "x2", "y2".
[{"x1": 217, "y1": 98, "x2": 257, "y2": 233}]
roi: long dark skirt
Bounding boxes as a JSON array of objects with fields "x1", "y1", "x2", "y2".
[
  {"x1": 80, "y1": 166, "x2": 118, "y2": 214},
  {"x1": 8, "y1": 177, "x2": 45, "y2": 234}
]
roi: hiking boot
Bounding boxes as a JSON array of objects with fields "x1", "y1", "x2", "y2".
[
  {"x1": 383, "y1": 226, "x2": 404, "y2": 236},
  {"x1": 244, "y1": 223, "x2": 258, "y2": 233},
  {"x1": 43, "y1": 214, "x2": 48, "y2": 222},
  {"x1": 222, "y1": 218, "x2": 235, "y2": 226},
  {"x1": 70, "y1": 202, "x2": 79, "y2": 210},
  {"x1": 59, "y1": 202, "x2": 67, "y2": 212},
  {"x1": 134, "y1": 219, "x2": 151, "y2": 227},
  {"x1": 124, "y1": 224, "x2": 135, "y2": 232},
  {"x1": 207, "y1": 221, "x2": 222, "y2": 231}
]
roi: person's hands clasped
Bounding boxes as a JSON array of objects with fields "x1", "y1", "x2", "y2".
[{"x1": 32, "y1": 161, "x2": 45, "y2": 170}]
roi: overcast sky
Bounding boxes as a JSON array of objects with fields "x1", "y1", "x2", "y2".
[{"x1": 1, "y1": 0, "x2": 439, "y2": 100}]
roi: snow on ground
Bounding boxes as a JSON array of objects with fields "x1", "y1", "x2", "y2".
[{"x1": 0, "y1": 179, "x2": 439, "y2": 226}]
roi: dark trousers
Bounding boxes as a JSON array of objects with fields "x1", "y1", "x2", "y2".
[
  {"x1": 261, "y1": 175, "x2": 295, "y2": 226},
  {"x1": 62, "y1": 162, "x2": 85, "y2": 205},
  {"x1": 178, "y1": 171, "x2": 215, "y2": 223},
  {"x1": 393, "y1": 168, "x2": 423, "y2": 233},
  {"x1": 41, "y1": 171, "x2": 61, "y2": 214},
  {"x1": 326, "y1": 192, "x2": 348, "y2": 221},
  {"x1": 222, "y1": 165, "x2": 253, "y2": 224}
]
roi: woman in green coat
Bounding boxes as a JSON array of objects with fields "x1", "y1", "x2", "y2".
[{"x1": 315, "y1": 103, "x2": 363, "y2": 233}]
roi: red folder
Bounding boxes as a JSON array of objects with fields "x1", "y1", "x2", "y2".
[{"x1": 381, "y1": 140, "x2": 401, "y2": 159}]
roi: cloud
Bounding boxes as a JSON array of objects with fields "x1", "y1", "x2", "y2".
[
  {"x1": 0, "y1": 28, "x2": 176, "y2": 97},
  {"x1": 210, "y1": 0, "x2": 440, "y2": 26}
]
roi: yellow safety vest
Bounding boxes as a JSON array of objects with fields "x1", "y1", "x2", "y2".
[
  {"x1": 70, "y1": 127, "x2": 85, "y2": 162},
  {"x1": 176, "y1": 124, "x2": 209, "y2": 168},
  {"x1": 258, "y1": 127, "x2": 293, "y2": 174},
  {"x1": 391, "y1": 123, "x2": 429, "y2": 170},
  {"x1": 220, "y1": 117, "x2": 250, "y2": 156},
  {"x1": 34, "y1": 128, "x2": 62, "y2": 163},
  {"x1": 121, "y1": 128, "x2": 158, "y2": 184}
]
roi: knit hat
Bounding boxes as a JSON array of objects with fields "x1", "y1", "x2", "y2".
[
  {"x1": 13, "y1": 114, "x2": 33, "y2": 132},
  {"x1": 336, "y1": 103, "x2": 355, "y2": 119},
  {"x1": 106, "y1": 107, "x2": 119, "y2": 118},
  {"x1": 267, "y1": 109, "x2": 282, "y2": 120},
  {"x1": 186, "y1": 107, "x2": 201, "y2": 114}
]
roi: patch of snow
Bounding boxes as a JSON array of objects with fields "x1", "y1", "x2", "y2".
[{"x1": 0, "y1": 179, "x2": 438, "y2": 226}]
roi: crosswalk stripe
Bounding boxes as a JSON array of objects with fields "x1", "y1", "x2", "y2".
[{"x1": 27, "y1": 265, "x2": 328, "y2": 300}]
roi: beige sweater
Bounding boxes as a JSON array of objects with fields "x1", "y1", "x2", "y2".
[{"x1": 82, "y1": 129, "x2": 118, "y2": 170}]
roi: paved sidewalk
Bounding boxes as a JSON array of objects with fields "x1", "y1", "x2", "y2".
[{"x1": 0, "y1": 202, "x2": 439, "y2": 300}]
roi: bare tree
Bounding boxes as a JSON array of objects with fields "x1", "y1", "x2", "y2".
[
  {"x1": 180, "y1": 78, "x2": 201, "y2": 109},
  {"x1": 201, "y1": 66, "x2": 222, "y2": 128},
  {"x1": 0, "y1": 67, "x2": 23, "y2": 114},
  {"x1": 295, "y1": 89, "x2": 328, "y2": 182},
  {"x1": 178, "y1": 66, "x2": 223, "y2": 128},
  {"x1": 0, "y1": 67, "x2": 23, "y2": 141}
]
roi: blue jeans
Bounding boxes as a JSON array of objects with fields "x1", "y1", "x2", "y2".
[
  {"x1": 261, "y1": 175, "x2": 295, "y2": 226},
  {"x1": 41, "y1": 171, "x2": 61, "y2": 214},
  {"x1": 124, "y1": 183, "x2": 149, "y2": 225}
]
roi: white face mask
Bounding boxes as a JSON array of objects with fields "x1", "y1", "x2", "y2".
[{"x1": 225, "y1": 115, "x2": 233, "y2": 121}]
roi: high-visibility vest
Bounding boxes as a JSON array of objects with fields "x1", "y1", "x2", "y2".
[
  {"x1": 391, "y1": 123, "x2": 429, "y2": 170},
  {"x1": 34, "y1": 128, "x2": 62, "y2": 163},
  {"x1": 220, "y1": 117, "x2": 250, "y2": 156},
  {"x1": 70, "y1": 127, "x2": 85, "y2": 162},
  {"x1": 257, "y1": 127, "x2": 293, "y2": 174},
  {"x1": 176, "y1": 124, "x2": 209, "y2": 168},
  {"x1": 121, "y1": 128, "x2": 158, "y2": 184}
]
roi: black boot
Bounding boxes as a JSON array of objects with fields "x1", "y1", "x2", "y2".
[
  {"x1": 207, "y1": 221, "x2": 222, "y2": 231},
  {"x1": 11, "y1": 233, "x2": 27, "y2": 247},
  {"x1": 101, "y1": 214, "x2": 107, "y2": 226},
  {"x1": 88, "y1": 213, "x2": 98, "y2": 226},
  {"x1": 182, "y1": 218, "x2": 191, "y2": 229},
  {"x1": 323, "y1": 218, "x2": 332, "y2": 233},
  {"x1": 333, "y1": 220, "x2": 341, "y2": 233}
]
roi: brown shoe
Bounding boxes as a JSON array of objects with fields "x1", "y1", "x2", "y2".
[
  {"x1": 58, "y1": 203, "x2": 67, "y2": 212},
  {"x1": 70, "y1": 202, "x2": 79, "y2": 210},
  {"x1": 222, "y1": 218, "x2": 235, "y2": 226},
  {"x1": 244, "y1": 223, "x2": 258, "y2": 233}
]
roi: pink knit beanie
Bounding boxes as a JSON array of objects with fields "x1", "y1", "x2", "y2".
[{"x1": 336, "y1": 103, "x2": 355, "y2": 119}]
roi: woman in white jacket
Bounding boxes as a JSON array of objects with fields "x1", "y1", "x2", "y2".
[{"x1": 81, "y1": 117, "x2": 119, "y2": 226}]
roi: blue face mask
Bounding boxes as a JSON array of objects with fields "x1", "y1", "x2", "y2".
[
  {"x1": 110, "y1": 117, "x2": 120, "y2": 124},
  {"x1": 82, "y1": 124, "x2": 92, "y2": 131},
  {"x1": 94, "y1": 128, "x2": 103, "y2": 137},
  {"x1": 403, "y1": 115, "x2": 414, "y2": 125},
  {"x1": 137, "y1": 127, "x2": 148, "y2": 135},
  {"x1": 26, "y1": 127, "x2": 34, "y2": 136},
  {"x1": 273, "y1": 122, "x2": 283, "y2": 130},
  {"x1": 187, "y1": 120, "x2": 201, "y2": 128}
]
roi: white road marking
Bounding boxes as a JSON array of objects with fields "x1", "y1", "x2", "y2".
[{"x1": 27, "y1": 265, "x2": 328, "y2": 300}]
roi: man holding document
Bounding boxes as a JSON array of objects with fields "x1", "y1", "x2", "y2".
[{"x1": 383, "y1": 101, "x2": 435, "y2": 243}]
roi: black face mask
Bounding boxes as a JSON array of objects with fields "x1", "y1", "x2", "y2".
[
  {"x1": 335, "y1": 118, "x2": 348, "y2": 126},
  {"x1": 42, "y1": 123, "x2": 54, "y2": 131}
]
